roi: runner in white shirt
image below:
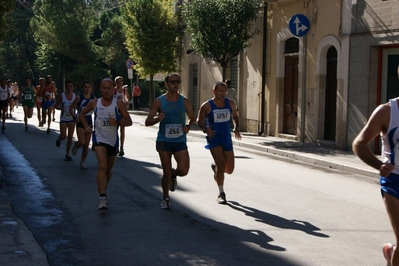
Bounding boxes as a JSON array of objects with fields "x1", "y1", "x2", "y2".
[
  {"x1": 54, "y1": 80, "x2": 76, "y2": 161},
  {"x1": 0, "y1": 77, "x2": 12, "y2": 131},
  {"x1": 113, "y1": 76, "x2": 130, "y2": 157},
  {"x1": 79, "y1": 78, "x2": 132, "y2": 210}
]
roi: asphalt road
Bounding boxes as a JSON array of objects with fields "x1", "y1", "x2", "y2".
[{"x1": 0, "y1": 107, "x2": 393, "y2": 266}]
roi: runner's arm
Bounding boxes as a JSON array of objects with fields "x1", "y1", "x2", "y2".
[
  {"x1": 145, "y1": 98, "x2": 163, "y2": 126},
  {"x1": 117, "y1": 100, "x2": 132, "y2": 127}
]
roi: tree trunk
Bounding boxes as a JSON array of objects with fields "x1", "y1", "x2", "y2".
[{"x1": 221, "y1": 61, "x2": 227, "y2": 82}]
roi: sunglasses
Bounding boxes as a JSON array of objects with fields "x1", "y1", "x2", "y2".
[{"x1": 168, "y1": 80, "x2": 181, "y2": 85}]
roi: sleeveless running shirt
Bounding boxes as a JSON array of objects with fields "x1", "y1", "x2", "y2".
[
  {"x1": 157, "y1": 94, "x2": 186, "y2": 143},
  {"x1": 60, "y1": 93, "x2": 76, "y2": 122},
  {"x1": 206, "y1": 98, "x2": 232, "y2": 137},
  {"x1": 0, "y1": 85, "x2": 9, "y2": 101},
  {"x1": 93, "y1": 98, "x2": 121, "y2": 147},
  {"x1": 78, "y1": 94, "x2": 95, "y2": 122},
  {"x1": 381, "y1": 98, "x2": 399, "y2": 175},
  {"x1": 22, "y1": 86, "x2": 35, "y2": 106}
]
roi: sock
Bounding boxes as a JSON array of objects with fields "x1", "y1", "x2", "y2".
[
  {"x1": 218, "y1": 185, "x2": 224, "y2": 194},
  {"x1": 100, "y1": 194, "x2": 106, "y2": 198}
]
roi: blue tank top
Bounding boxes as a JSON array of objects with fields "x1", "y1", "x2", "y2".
[
  {"x1": 207, "y1": 98, "x2": 232, "y2": 137},
  {"x1": 157, "y1": 94, "x2": 186, "y2": 143},
  {"x1": 78, "y1": 94, "x2": 95, "y2": 122}
]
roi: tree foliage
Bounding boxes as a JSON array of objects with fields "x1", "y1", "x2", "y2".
[
  {"x1": 97, "y1": 11, "x2": 129, "y2": 79},
  {"x1": 182, "y1": 0, "x2": 260, "y2": 79},
  {"x1": 122, "y1": 0, "x2": 180, "y2": 106},
  {"x1": 31, "y1": 0, "x2": 106, "y2": 82},
  {"x1": 0, "y1": 0, "x2": 14, "y2": 41},
  {"x1": 0, "y1": 0, "x2": 38, "y2": 82}
]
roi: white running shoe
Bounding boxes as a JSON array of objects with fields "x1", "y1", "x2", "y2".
[
  {"x1": 98, "y1": 197, "x2": 108, "y2": 210},
  {"x1": 72, "y1": 141, "x2": 79, "y2": 155},
  {"x1": 80, "y1": 162, "x2": 87, "y2": 169},
  {"x1": 161, "y1": 198, "x2": 170, "y2": 210},
  {"x1": 383, "y1": 242, "x2": 396, "y2": 266}
]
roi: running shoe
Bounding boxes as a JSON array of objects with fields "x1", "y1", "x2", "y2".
[
  {"x1": 80, "y1": 162, "x2": 87, "y2": 169},
  {"x1": 64, "y1": 155, "x2": 73, "y2": 161},
  {"x1": 161, "y1": 197, "x2": 171, "y2": 210},
  {"x1": 118, "y1": 147, "x2": 124, "y2": 157},
  {"x1": 170, "y1": 168, "x2": 177, "y2": 192},
  {"x1": 24, "y1": 126, "x2": 28, "y2": 131},
  {"x1": 72, "y1": 142, "x2": 79, "y2": 155},
  {"x1": 1, "y1": 126, "x2": 5, "y2": 131},
  {"x1": 98, "y1": 197, "x2": 108, "y2": 210},
  {"x1": 383, "y1": 242, "x2": 396, "y2": 266},
  {"x1": 217, "y1": 192, "x2": 227, "y2": 204},
  {"x1": 56, "y1": 138, "x2": 61, "y2": 147},
  {"x1": 38, "y1": 122, "x2": 42, "y2": 127},
  {"x1": 211, "y1": 163, "x2": 217, "y2": 173},
  {"x1": 46, "y1": 128, "x2": 50, "y2": 134}
]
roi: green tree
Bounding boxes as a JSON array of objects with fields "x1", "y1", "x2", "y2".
[
  {"x1": 122, "y1": 0, "x2": 180, "y2": 107},
  {"x1": 0, "y1": 0, "x2": 39, "y2": 83},
  {"x1": 31, "y1": 0, "x2": 106, "y2": 82},
  {"x1": 0, "y1": 0, "x2": 14, "y2": 41},
  {"x1": 182, "y1": 0, "x2": 260, "y2": 80},
  {"x1": 97, "y1": 10, "x2": 129, "y2": 79}
]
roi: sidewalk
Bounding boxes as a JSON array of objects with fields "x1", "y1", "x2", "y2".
[{"x1": 0, "y1": 108, "x2": 378, "y2": 266}]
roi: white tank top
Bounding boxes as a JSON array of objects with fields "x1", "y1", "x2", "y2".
[
  {"x1": 60, "y1": 93, "x2": 76, "y2": 122},
  {"x1": 0, "y1": 85, "x2": 9, "y2": 101},
  {"x1": 381, "y1": 98, "x2": 399, "y2": 175},
  {"x1": 93, "y1": 98, "x2": 121, "y2": 147}
]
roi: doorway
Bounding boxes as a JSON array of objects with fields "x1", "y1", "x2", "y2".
[
  {"x1": 324, "y1": 47, "x2": 337, "y2": 141},
  {"x1": 189, "y1": 64, "x2": 199, "y2": 118},
  {"x1": 283, "y1": 56, "x2": 299, "y2": 135}
]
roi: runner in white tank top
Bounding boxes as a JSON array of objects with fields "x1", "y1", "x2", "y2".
[{"x1": 54, "y1": 80, "x2": 77, "y2": 161}]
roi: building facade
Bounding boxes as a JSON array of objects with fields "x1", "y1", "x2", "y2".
[{"x1": 178, "y1": 0, "x2": 399, "y2": 151}]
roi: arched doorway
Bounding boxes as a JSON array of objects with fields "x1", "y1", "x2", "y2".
[{"x1": 324, "y1": 46, "x2": 337, "y2": 141}]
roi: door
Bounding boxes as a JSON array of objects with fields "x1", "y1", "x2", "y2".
[
  {"x1": 324, "y1": 47, "x2": 337, "y2": 141},
  {"x1": 189, "y1": 64, "x2": 199, "y2": 118},
  {"x1": 283, "y1": 56, "x2": 299, "y2": 135}
]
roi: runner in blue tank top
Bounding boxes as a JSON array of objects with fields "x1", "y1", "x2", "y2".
[
  {"x1": 197, "y1": 81, "x2": 241, "y2": 204},
  {"x1": 353, "y1": 97, "x2": 399, "y2": 265},
  {"x1": 69, "y1": 81, "x2": 96, "y2": 169},
  {"x1": 145, "y1": 73, "x2": 195, "y2": 210}
]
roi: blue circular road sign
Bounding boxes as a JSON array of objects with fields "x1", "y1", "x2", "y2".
[{"x1": 289, "y1": 14, "x2": 310, "y2": 37}]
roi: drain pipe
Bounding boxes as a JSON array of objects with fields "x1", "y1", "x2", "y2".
[{"x1": 258, "y1": 2, "x2": 268, "y2": 136}]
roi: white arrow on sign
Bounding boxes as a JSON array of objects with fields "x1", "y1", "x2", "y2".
[{"x1": 294, "y1": 17, "x2": 308, "y2": 36}]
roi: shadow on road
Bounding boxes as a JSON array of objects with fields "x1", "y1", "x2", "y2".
[{"x1": 228, "y1": 201, "x2": 329, "y2": 238}]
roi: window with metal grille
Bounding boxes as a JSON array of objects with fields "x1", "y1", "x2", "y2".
[{"x1": 285, "y1": 38, "x2": 299, "y2": 54}]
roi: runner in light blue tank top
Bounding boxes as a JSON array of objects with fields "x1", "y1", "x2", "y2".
[
  {"x1": 145, "y1": 73, "x2": 195, "y2": 210},
  {"x1": 157, "y1": 94, "x2": 187, "y2": 143}
]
